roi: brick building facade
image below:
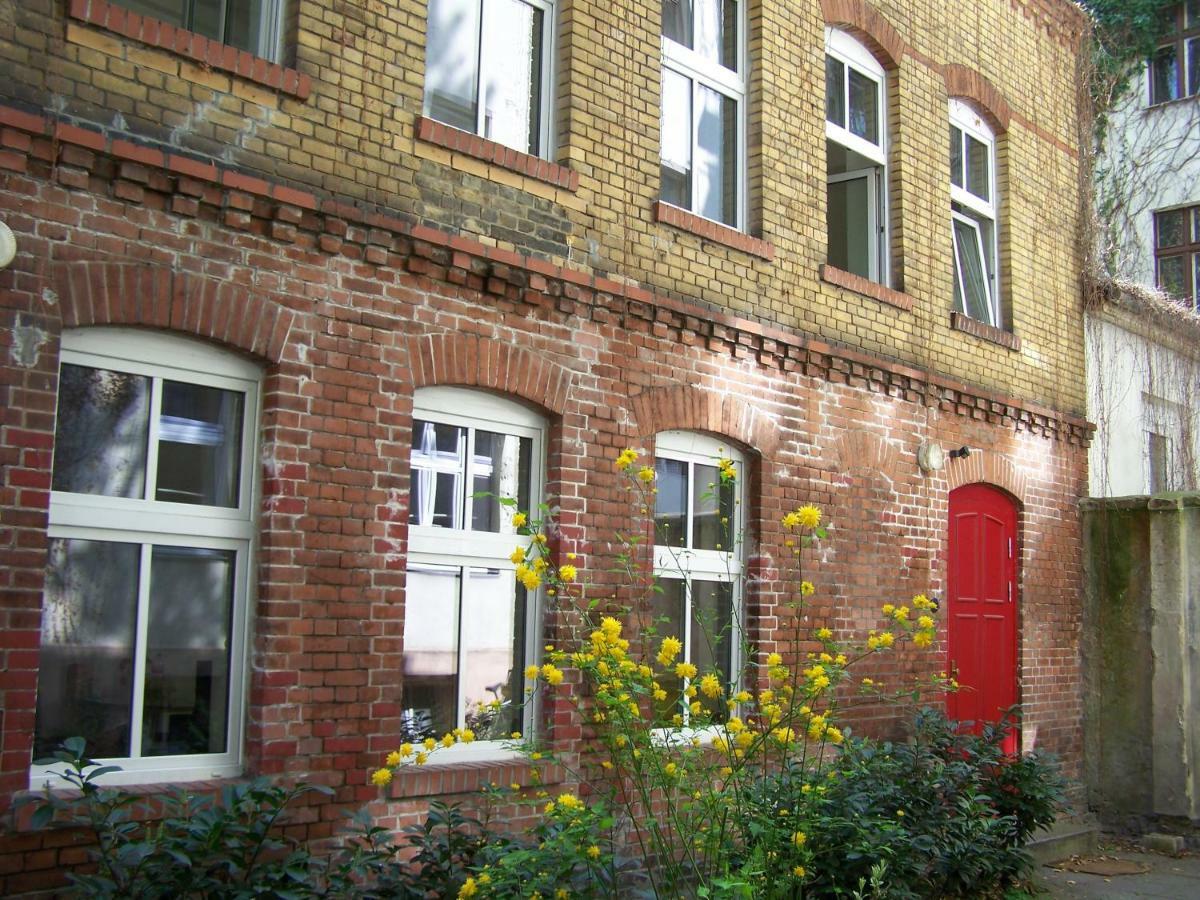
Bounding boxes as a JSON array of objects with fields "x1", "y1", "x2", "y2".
[{"x1": 0, "y1": 0, "x2": 1090, "y2": 890}]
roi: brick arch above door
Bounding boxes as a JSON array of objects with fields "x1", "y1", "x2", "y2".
[{"x1": 945, "y1": 451, "x2": 1027, "y2": 506}]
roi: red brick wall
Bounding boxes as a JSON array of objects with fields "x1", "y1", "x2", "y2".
[{"x1": 0, "y1": 116, "x2": 1089, "y2": 891}]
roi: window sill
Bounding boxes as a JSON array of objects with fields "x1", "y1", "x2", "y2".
[
  {"x1": 67, "y1": 0, "x2": 311, "y2": 100},
  {"x1": 386, "y1": 755, "x2": 566, "y2": 800},
  {"x1": 1145, "y1": 93, "x2": 1199, "y2": 111},
  {"x1": 950, "y1": 311, "x2": 1021, "y2": 351},
  {"x1": 820, "y1": 264, "x2": 914, "y2": 312},
  {"x1": 653, "y1": 202, "x2": 775, "y2": 261},
  {"x1": 415, "y1": 117, "x2": 579, "y2": 191}
]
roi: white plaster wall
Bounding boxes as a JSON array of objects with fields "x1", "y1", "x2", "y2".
[{"x1": 1098, "y1": 65, "x2": 1200, "y2": 288}]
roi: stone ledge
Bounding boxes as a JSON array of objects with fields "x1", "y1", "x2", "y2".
[
  {"x1": 68, "y1": 0, "x2": 312, "y2": 100},
  {"x1": 388, "y1": 758, "x2": 566, "y2": 800},
  {"x1": 951, "y1": 311, "x2": 1021, "y2": 351},
  {"x1": 415, "y1": 117, "x2": 578, "y2": 191},
  {"x1": 653, "y1": 201, "x2": 775, "y2": 261},
  {"x1": 820, "y1": 264, "x2": 914, "y2": 312}
]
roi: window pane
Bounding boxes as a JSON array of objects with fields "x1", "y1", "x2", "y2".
[
  {"x1": 828, "y1": 174, "x2": 872, "y2": 278},
  {"x1": 954, "y1": 216, "x2": 993, "y2": 324},
  {"x1": 480, "y1": 0, "x2": 543, "y2": 154},
  {"x1": 411, "y1": 420, "x2": 465, "y2": 528},
  {"x1": 660, "y1": 68, "x2": 693, "y2": 209},
  {"x1": 156, "y1": 381, "x2": 244, "y2": 507},
  {"x1": 53, "y1": 364, "x2": 150, "y2": 499},
  {"x1": 692, "y1": 462, "x2": 734, "y2": 551},
  {"x1": 1193, "y1": 253, "x2": 1200, "y2": 308},
  {"x1": 142, "y1": 546, "x2": 235, "y2": 757},
  {"x1": 950, "y1": 125, "x2": 964, "y2": 188},
  {"x1": 1148, "y1": 432, "x2": 1170, "y2": 493},
  {"x1": 1158, "y1": 254, "x2": 1185, "y2": 298},
  {"x1": 966, "y1": 135, "x2": 990, "y2": 202},
  {"x1": 401, "y1": 564, "x2": 461, "y2": 741},
  {"x1": 655, "y1": 457, "x2": 688, "y2": 547},
  {"x1": 426, "y1": 0, "x2": 481, "y2": 132},
  {"x1": 1193, "y1": 208, "x2": 1200, "y2": 242},
  {"x1": 662, "y1": 0, "x2": 692, "y2": 47},
  {"x1": 460, "y1": 567, "x2": 524, "y2": 737},
  {"x1": 691, "y1": 579, "x2": 732, "y2": 721},
  {"x1": 847, "y1": 67, "x2": 878, "y2": 144},
  {"x1": 694, "y1": 0, "x2": 737, "y2": 70},
  {"x1": 471, "y1": 430, "x2": 532, "y2": 532},
  {"x1": 222, "y1": 0, "x2": 263, "y2": 55},
  {"x1": 122, "y1": 1, "x2": 186, "y2": 28},
  {"x1": 696, "y1": 84, "x2": 737, "y2": 226},
  {"x1": 1151, "y1": 45, "x2": 1179, "y2": 103},
  {"x1": 649, "y1": 578, "x2": 686, "y2": 720},
  {"x1": 826, "y1": 56, "x2": 845, "y2": 127},
  {"x1": 1189, "y1": 38, "x2": 1200, "y2": 96},
  {"x1": 35, "y1": 539, "x2": 140, "y2": 759},
  {"x1": 1157, "y1": 209, "x2": 1185, "y2": 247},
  {"x1": 1188, "y1": 0, "x2": 1200, "y2": 29},
  {"x1": 191, "y1": 0, "x2": 223, "y2": 43}
]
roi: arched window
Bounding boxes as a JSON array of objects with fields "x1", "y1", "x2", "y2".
[
  {"x1": 34, "y1": 329, "x2": 261, "y2": 785},
  {"x1": 826, "y1": 27, "x2": 889, "y2": 284},
  {"x1": 404, "y1": 387, "x2": 546, "y2": 757},
  {"x1": 949, "y1": 98, "x2": 1000, "y2": 326},
  {"x1": 652, "y1": 431, "x2": 745, "y2": 725}
]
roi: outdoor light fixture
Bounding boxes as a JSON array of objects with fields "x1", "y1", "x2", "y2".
[
  {"x1": 948, "y1": 446, "x2": 973, "y2": 460},
  {"x1": 917, "y1": 441, "x2": 945, "y2": 473},
  {"x1": 0, "y1": 220, "x2": 15, "y2": 270}
]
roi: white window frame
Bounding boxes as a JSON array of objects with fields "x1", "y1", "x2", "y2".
[
  {"x1": 422, "y1": 0, "x2": 556, "y2": 157},
  {"x1": 660, "y1": 0, "x2": 748, "y2": 230},
  {"x1": 406, "y1": 387, "x2": 546, "y2": 762},
  {"x1": 33, "y1": 329, "x2": 261, "y2": 788},
  {"x1": 949, "y1": 98, "x2": 1000, "y2": 327},
  {"x1": 652, "y1": 430, "x2": 745, "y2": 733}
]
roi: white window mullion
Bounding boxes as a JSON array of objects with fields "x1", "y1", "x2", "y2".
[
  {"x1": 145, "y1": 376, "x2": 163, "y2": 502},
  {"x1": 128, "y1": 542, "x2": 153, "y2": 761},
  {"x1": 455, "y1": 566, "x2": 469, "y2": 730},
  {"x1": 473, "y1": 0, "x2": 488, "y2": 139}
]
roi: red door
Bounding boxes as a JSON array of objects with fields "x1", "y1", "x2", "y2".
[{"x1": 947, "y1": 483, "x2": 1018, "y2": 753}]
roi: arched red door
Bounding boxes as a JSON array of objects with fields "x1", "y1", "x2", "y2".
[{"x1": 947, "y1": 483, "x2": 1019, "y2": 753}]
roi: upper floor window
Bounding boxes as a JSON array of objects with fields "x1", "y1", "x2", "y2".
[
  {"x1": 825, "y1": 28, "x2": 888, "y2": 283},
  {"x1": 1150, "y1": 1, "x2": 1200, "y2": 105},
  {"x1": 117, "y1": 0, "x2": 283, "y2": 60},
  {"x1": 652, "y1": 431, "x2": 744, "y2": 726},
  {"x1": 1154, "y1": 205, "x2": 1200, "y2": 310},
  {"x1": 404, "y1": 388, "x2": 546, "y2": 756},
  {"x1": 34, "y1": 330, "x2": 261, "y2": 786},
  {"x1": 660, "y1": 0, "x2": 746, "y2": 229},
  {"x1": 949, "y1": 99, "x2": 1000, "y2": 327},
  {"x1": 424, "y1": 0, "x2": 555, "y2": 156}
]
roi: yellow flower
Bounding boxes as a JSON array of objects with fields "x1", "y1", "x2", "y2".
[
  {"x1": 533, "y1": 533, "x2": 547, "y2": 545},
  {"x1": 796, "y1": 505, "x2": 822, "y2": 528},
  {"x1": 512, "y1": 512, "x2": 528, "y2": 528},
  {"x1": 793, "y1": 865, "x2": 806, "y2": 878},
  {"x1": 415, "y1": 751, "x2": 429, "y2": 765},
  {"x1": 400, "y1": 742, "x2": 413, "y2": 757},
  {"x1": 510, "y1": 547, "x2": 526, "y2": 564},
  {"x1": 727, "y1": 716, "x2": 745, "y2": 734},
  {"x1": 816, "y1": 627, "x2": 832, "y2": 640},
  {"x1": 525, "y1": 664, "x2": 540, "y2": 680},
  {"x1": 878, "y1": 632, "x2": 895, "y2": 648},
  {"x1": 653, "y1": 687, "x2": 667, "y2": 701},
  {"x1": 675, "y1": 661, "x2": 698, "y2": 680},
  {"x1": 894, "y1": 606, "x2": 910, "y2": 622},
  {"x1": 698, "y1": 673, "x2": 723, "y2": 698},
  {"x1": 385, "y1": 750, "x2": 402, "y2": 767},
  {"x1": 912, "y1": 593, "x2": 931, "y2": 609},
  {"x1": 458, "y1": 876, "x2": 478, "y2": 898},
  {"x1": 689, "y1": 700, "x2": 702, "y2": 715},
  {"x1": 793, "y1": 830, "x2": 807, "y2": 847},
  {"x1": 637, "y1": 466, "x2": 656, "y2": 483},
  {"x1": 600, "y1": 616, "x2": 621, "y2": 637},
  {"x1": 371, "y1": 767, "x2": 393, "y2": 787},
  {"x1": 664, "y1": 762, "x2": 678, "y2": 777},
  {"x1": 615, "y1": 448, "x2": 638, "y2": 470},
  {"x1": 532, "y1": 557, "x2": 548, "y2": 573},
  {"x1": 657, "y1": 636, "x2": 683, "y2": 665},
  {"x1": 542, "y1": 664, "x2": 564, "y2": 685},
  {"x1": 881, "y1": 603, "x2": 895, "y2": 615},
  {"x1": 459, "y1": 728, "x2": 476, "y2": 743},
  {"x1": 766, "y1": 652, "x2": 783, "y2": 667},
  {"x1": 586, "y1": 845, "x2": 601, "y2": 859},
  {"x1": 441, "y1": 733, "x2": 455, "y2": 748},
  {"x1": 519, "y1": 569, "x2": 542, "y2": 591},
  {"x1": 913, "y1": 630, "x2": 933, "y2": 648},
  {"x1": 917, "y1": 615, "x2": 934, "y2": 630},
  {"x1": 733, "y1": 690, "x2": 751, "y2": 703},
  {"x1": 801, "y1": 581, "x2": 816, "y2": 597},
  {"x1": 423, "y1": 737, "x2": 437, "y2": 751},
  {"x1": 559, "y1": 564, "x2": 578, "y2": 582},
  {"x1": 782, "y1": 511, "x2": 801, "y2": 528}
]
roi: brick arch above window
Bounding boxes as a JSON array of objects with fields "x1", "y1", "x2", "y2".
[
  {"x1": 48, "y1": 260, "x2": 295, "y2": 364},
  {"x1": 834, "y1": 429, "x2": 900, "y2": 481},
  {"x1": 403, "y1": 332, "x2": 575, "y2": 416},
  {"x1": 628, "y1": 385, "x2": 780, "y2": 458},
  {"x1": 820, "y1": 0, "x2": 904, "y2": 70},
  {"x1": 945, "y1": 451, "x2": 1027, "y2": 505},
  {"x1": 943, "y1": 64, "x2": 1011, "y2": 133}
]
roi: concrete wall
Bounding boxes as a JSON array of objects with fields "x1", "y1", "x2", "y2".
[{"x1": 1083, "y1": 494, "x2": 1200, "y2": 827}]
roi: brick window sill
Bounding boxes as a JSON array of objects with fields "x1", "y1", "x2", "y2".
[
  {"x1": 68, "y1": 0, "x2": 311, "y2": 100},
  {"x1": 950, "y1": 311, "x2": 1021, "y2": 351},
  {"x1": 653, "y1": 202, "x2": 775, "y2": 261},
  {"x1": 387, "y1": 757, "x2": 566, "y2": 800},
  {"x1": 415, "y1": 117, "x2": 579, "y2": 191},
  {"x1": 820, "y1": 264, "x2": 914, "y2": 312}
]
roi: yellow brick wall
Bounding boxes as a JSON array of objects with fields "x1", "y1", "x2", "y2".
[{"x1": 1, "y1": 0, "x2": 1088, "y2": 413}]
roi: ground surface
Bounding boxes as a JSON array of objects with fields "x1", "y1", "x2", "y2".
[{"x1": 1038, "y1": 845, "x2": 1200, "y2": 898}]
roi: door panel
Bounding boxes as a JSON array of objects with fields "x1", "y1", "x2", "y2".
[{"x1": 947, "y1": 483, "x2": 1018, "y2": 754}]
